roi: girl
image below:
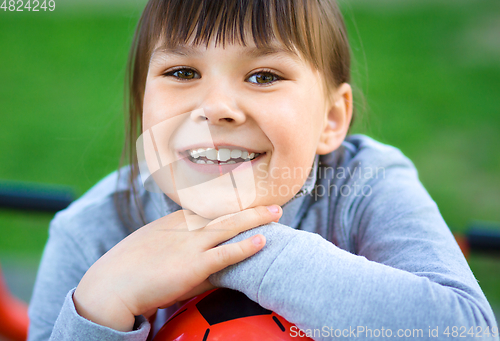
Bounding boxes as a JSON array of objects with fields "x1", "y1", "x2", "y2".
[{"x1": 28, "y1": 0, "x2": 499, "y2": 340}]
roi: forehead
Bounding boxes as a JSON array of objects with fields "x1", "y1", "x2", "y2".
[{"x1": 150, "y1": 42, "x2": 305, "y2": 64}]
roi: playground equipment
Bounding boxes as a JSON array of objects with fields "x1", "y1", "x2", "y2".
[{"x1": 0, "y1": 181, "x2": 74, "y2": 212}]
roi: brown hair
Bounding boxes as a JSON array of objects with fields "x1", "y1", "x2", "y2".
[{"x1": 117, "y1": 0, "x2": 351, "y2": 229}]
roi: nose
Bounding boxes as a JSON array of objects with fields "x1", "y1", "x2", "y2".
[{"x1": 191, "y1": 87, "x2": 246, "y2": 125}]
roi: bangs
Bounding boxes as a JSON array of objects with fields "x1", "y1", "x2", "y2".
[{"x1": 146, "y1": 0, "x2": 324, "y2": 70}]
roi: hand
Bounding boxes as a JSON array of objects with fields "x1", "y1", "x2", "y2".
[{"x1": 73, "y1": 205, "x2": 282, "y2": 331}]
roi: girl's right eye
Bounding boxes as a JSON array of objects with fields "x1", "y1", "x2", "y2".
[{"x1": 163, "y1": 67, "x2": 200, "y2": 81}]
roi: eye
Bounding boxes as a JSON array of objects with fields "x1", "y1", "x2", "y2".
[
  {"x1": 163, "y1": 67, "x2": 200, "y2": 81},
  {"x1": 247, "y1": 69, "x2": 283, "y2": 86}
]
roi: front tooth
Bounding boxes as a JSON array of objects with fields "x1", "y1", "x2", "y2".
[
  {"x1": 241, "y1": 151, "x2": 248, "y2": 159},
  {"x1": 205, "y1": 148, "x2": 217, "y2": 160},
  {"x1": 248, "y1": 153, "x2": 255, "y2": 159},
  {"x1": 218, "y1": 148, "x2": 231, "y2": 162},
  {"x1": 196, "y1": 159, "x2": 206, "y2": 164},
  {"x1": 227, "y1": 161, "x2": 236, "y2": 164},
  {"x1": 206, "y1": 160, "x2": 214, "y2": 164},
  {"x1": 197, "y1": 148, "x2": 206, "y2": 157},
  {"x1": 230, "y1": 149, "x2": 242, "y2": 158},
  {"x1": 190, "y1": 149, "x2": 200, "y2": 158}
]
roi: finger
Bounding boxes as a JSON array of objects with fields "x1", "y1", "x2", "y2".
[
  {"x1": 199, "y1": 234, "x2": 266, "y2": 276},
  {"x1": 184, "y1": 213, "x2": 212, "y2": 231},
  {"x1": 203, "y1": 206, "x2": 281, "y2": 244},
  {"x1": 155, "y1": 209, "x2": 212, "y2": 231}
]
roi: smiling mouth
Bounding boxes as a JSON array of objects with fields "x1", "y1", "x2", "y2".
[{"x1": 183, "y1": 147, "x2": 264, "y2": 165}]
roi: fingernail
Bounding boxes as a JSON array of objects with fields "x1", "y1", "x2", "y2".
[
  {"x1": 252, "y1": 236, "x2": 262, "y2": 246},
  {"x1": 267, "y1": 205, "x2": 280, "y2": 214}
]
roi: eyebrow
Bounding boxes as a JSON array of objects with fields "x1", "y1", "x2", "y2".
[{"x1": 151, "y1": 45, "x2": 302, "y2": 63}]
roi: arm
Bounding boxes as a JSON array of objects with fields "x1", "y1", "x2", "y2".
[
  {"x1": 28, "y1": 203, "x2": 281, "y2": 340},
  {"x1": 209, "y1": 164, "x2": 499, "y2": 340}
]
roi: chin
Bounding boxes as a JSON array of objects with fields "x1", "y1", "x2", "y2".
[
  {"x1": 173, "y1": 181, "x2": 259, "y2": 220},
  {"x1": 180, "y1": 196, "x2": 247, "y2": 220},
  {"x1": 190, "y1": 206, "x2": 240, "y2": 220}
]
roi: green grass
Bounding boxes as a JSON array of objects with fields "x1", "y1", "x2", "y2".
[
  {"x1": 0, "y1": 12, "x2": 132, "y2": 190},
  {"x1": 468, "y1": 253, "x2": 500, "y2": 304},
  {"x1": 0, "y1": 10, "x2": 136, "y2": 255},
  {"x1": 0, "y1": 209, "x2": 51, "y2": 257},
  {"x1": 0, "y1": 1, "x2": 499, "y2": 310}
]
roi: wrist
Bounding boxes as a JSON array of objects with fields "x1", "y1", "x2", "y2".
[{"x1": 73, "y1": 286, "x2": 136, "y2": 332}]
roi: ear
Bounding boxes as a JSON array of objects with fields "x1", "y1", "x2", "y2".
[{"x1": 316, "y1": 83, "x2": 353, "y2": 155}]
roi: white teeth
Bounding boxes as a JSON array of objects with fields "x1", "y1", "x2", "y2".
[
  {"x1": 188, "y1": 147, "x2": 261, "y2": 164},
  {"x1": 189, "y1": 148, "x2": 205, "y2": 158},
  {"x1": 230, "y1": 149, "x2": 242, "y2": 158},
  {"x1": 217, "y1": 148, "x2": 231, "y2": 162},
  {"x1": 205, "y1": 148, "x2": 217, "y2": 160},
  {"x1": 219, "y1": 160, "x2": 236, "y2": 165}
]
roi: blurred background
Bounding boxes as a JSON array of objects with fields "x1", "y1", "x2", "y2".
[{"x1": 0, "y1": 0, "x2": 499, "y2": 329}]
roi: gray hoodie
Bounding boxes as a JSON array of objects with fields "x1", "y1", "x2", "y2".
[{"x1": 27, "y1": 134, "x2": 499, "y2": 340}]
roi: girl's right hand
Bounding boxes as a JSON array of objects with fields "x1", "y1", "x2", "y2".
[{"x1": 73, "y1": 205, "x2": 282, "y2": 332}]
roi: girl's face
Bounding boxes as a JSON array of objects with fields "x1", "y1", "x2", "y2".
[{"x1": 142, "y1": 36, "x2": 350, "y2": 219}]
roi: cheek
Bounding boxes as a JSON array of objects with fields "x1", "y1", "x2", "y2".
[
  {"x1": 259, "y1": 91, "x2": 323, "y2": 194},
  {"x1": 142, "y1": 80, "x2": 179, "y2": 131},
  {"x1": 264, "y1": 100, "x2": 323, "y2": 157}
]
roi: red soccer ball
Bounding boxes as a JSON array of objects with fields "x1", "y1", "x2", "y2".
[{"x1": 153, "y1": 288, "x2": 313, "y2": 341}]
